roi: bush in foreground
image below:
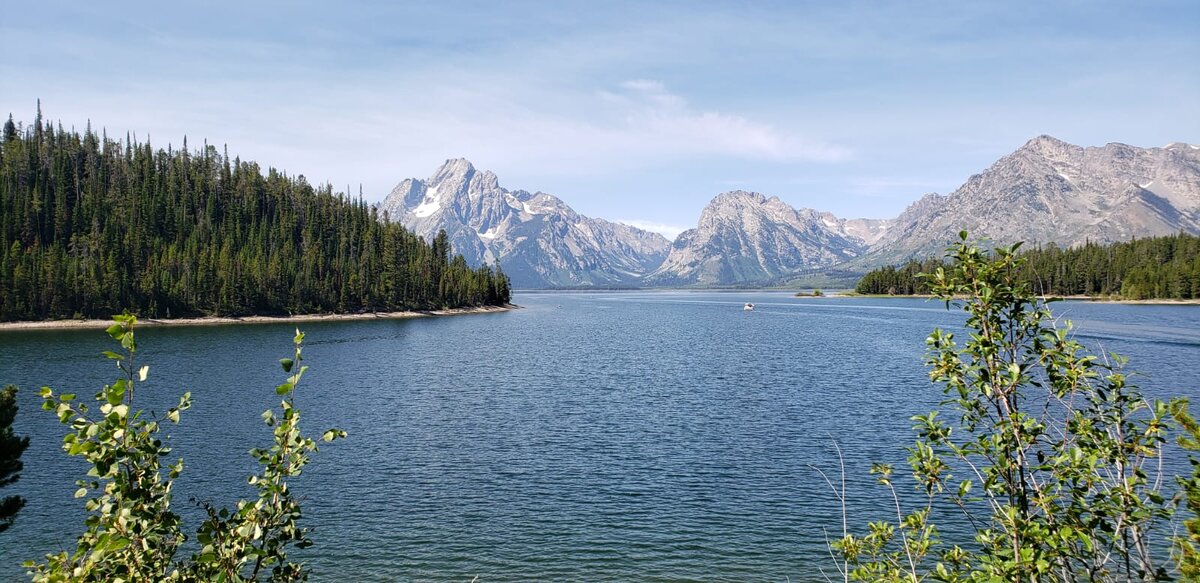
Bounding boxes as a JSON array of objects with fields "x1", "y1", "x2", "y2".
[
  {"x1": 832, "y1": 233, "x2": 1196, "y2": 581},
  {"x1": 28, "y1": 314, "x2": 344, "y2": 581}
]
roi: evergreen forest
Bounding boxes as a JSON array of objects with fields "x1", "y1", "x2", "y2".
[
  {"x1": 0, "y1": 109, "x2": 510, "y2": 322},
  {"x1": 855, "y1": 232, "x2": 1200, "y2": 299}
]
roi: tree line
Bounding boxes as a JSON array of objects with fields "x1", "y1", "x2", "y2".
[
  {"x1": 0, "y1": 108, "x2": 510, "y2": 321},
  {"x1": 855, "y1": 232, "x2": 1200, "y2": 299}
]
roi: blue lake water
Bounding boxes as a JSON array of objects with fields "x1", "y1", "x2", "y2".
[{"x1": 2, "y1": 291, "x2": 1198, "y2": 581}]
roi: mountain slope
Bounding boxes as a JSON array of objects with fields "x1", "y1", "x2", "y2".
[
  {"x1": 862, "y1": 136, "x2": 1200, "y2": 264},
  {"x1": 379, "y1": 159, "x2": 670, "y2": 288},
  {"x1": 645, "y1": 191, "x2": 877, "y2": 286}
]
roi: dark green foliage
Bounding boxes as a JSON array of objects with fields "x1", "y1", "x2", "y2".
[
  {"x1": 0, "y1": 112, "x2": 510, "y2": 321},
  {"x1": 855, "y1": 233, "x2": 1200, "y2": 300},
  {"x1": 854, "y1": 258, "x2": 944, "y2": 295},
  {"x1": 0, "y1": 384, "x2": 30, "y2": 534}
]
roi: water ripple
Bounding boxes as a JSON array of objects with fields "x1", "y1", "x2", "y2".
[{"x1": 1, "y1": 293, "x2": 1197, "y2": 581}]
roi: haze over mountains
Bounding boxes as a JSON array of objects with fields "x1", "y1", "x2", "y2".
[{"x1": 381, "y1": 137, "x2": 1200, "y2": 288}]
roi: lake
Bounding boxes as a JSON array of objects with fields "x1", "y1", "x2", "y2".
[{"x1": 2, "y1": 291, "x2": 1198, "y2": 581}]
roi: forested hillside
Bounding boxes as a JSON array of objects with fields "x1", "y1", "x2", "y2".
[
  {"x1": 855, "y1": 232, "x2": 1200, "y2": 299},
  {"x1": 0, "y1": 109, "x2": 510, "y2": 321}
]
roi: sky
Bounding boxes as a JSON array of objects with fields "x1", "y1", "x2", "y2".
[{"x1": 2, "y1": 1, "x2": 1197, "y2": 239}]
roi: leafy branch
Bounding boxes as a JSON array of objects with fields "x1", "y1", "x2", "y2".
[{"x1": 27, "y1": 315, "x2": 344, "y2": 582}]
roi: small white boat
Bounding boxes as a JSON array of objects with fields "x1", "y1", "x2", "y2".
[{"x1": 744, "y1": 302, "x2": 755, "y2": 311}]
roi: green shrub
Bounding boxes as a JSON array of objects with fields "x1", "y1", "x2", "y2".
[
  {"x1": 833, "y1": 233, "x2": 1178, "y2": 581},
  {"x1": 27, "y1": 314, "x2": 344, "y2": 581}
]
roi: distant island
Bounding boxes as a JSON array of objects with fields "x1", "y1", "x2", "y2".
[{"x1": 0, "y1": 109, "x2": 510, "y2": 323}]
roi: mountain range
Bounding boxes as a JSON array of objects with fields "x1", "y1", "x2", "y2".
[
  {"x1": 380, "y1": 136, "x2": 1200, "y2": 288},
  {"x1": 378, "y1": 159, "x2": 669, "y2": 288}
]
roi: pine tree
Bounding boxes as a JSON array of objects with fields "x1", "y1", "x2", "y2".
[
  {"x1": 0, "y1": 110, "x2": 510, "y2": 321},
  {"x1": 0, "y1": 384, "x2": 30, "y2": 534}
]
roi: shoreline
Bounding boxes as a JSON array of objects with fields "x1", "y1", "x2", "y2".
[
  {"x1": 833, "y1": 293, "x2": 1200, "y2": 305},
  {"x1": 0, "y1": 304, "x2": 516, "y2": 331}
]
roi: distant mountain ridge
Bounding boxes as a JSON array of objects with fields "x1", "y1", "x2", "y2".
[
  {"x1": 378, "y1": 159, "x2": 669, "y2": 288},
  {"x1": 644, "y1": 191, "x2": 885, "y2": 286},
  {"x1": 380, "y1": 137, "x2": 1200, "y2": 288},
  {"x1": 860, "y1": 136, "x2": 1200, "y2": 265}
]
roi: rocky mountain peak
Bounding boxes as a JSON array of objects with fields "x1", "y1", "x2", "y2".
[
  {"x1": 429, "y1": 158, "x2": 476, "y2": 187},
  {"x1": 702, "y1": 190, "x2": 797, "y2": 221},
  {"x1": 858, "y1": 135, "x2": 1200, "y2": 265},
  {"x1": 378, "y1": 160, "x2": 670, "y2": 288},
  {"x1": 1024, "y1": 134, "x2": 1071, "y2": 150},
  {"x1": 1011, "y1": 135, "x2": 1081, "y2": 167},
  {"x1": 1165, "y1": 142, "x2": 1200, "y2": 152},
  {"x1": 647, "y1": 190, "x2": 872, "y2": 286},
  {"x1": 710, "y1": 190, "x2": 767, "y2": 204}
]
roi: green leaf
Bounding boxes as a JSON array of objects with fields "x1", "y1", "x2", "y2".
[
  {"x1": 276, "y1": 382, "x2": 294, "y2": 396},
  {"x1": 107, "y1": 379, "x2": 127, "y2": 405},
  {"x1": 280, "y1": 358, "x2": 294, "y2": 372}
]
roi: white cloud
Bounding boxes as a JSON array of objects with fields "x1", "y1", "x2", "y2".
[
  {"x1": 4, "y1": 74, "x2": 850, "y2": 224},
  {"x1": 5, "y1": 0, "x2": 1194, "y2": 227},
  {"x1": 298, "y1": 77, "x2": 851, "y2": 197},
  {"x1": 616, "y1": 219, "x2": 688, "y2": 240},
  {"x1": 599, "y1": 80, "x2": 851, "y2": 163}
]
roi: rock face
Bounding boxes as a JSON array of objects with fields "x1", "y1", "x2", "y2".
[
  {"x1": 378, "y1": 159, "x2": 670, "y2": 288},
  {"x1": 379, "y1": 137, "x2": 1200, "y2": 288},
  {"x1": 862, "y1": 136, "x2": 1200, "y2": 264},
  {"x1": 645, "y1": 191, "x2": 885, "y2": 285}
]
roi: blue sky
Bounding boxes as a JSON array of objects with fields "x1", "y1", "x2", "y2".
[{"x1": 3, "y1": 1, "x2": 1197, "y2": 238}]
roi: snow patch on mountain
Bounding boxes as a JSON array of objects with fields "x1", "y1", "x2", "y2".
[{"x1": 411, "y1": 185, "x2": 441, "y2": 218}]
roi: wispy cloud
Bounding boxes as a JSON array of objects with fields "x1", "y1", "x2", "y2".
[
  {"x1": 2, "y1": 0, "x2": 1195, "y2": 224},
  {"x1": 599, "y1": 80, "x2": 852, "y2": 163}
]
